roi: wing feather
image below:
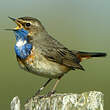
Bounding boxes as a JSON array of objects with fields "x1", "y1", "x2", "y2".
[{"x1": 32, "y1": 33, "x2": 84, "y2": 70}]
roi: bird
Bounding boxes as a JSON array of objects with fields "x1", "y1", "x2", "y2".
[{"x1": 7, "y1": 16, "x2": 106, "y2": 96}]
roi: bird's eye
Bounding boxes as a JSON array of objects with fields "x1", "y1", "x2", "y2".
[{"x1": 25, "y1": 23, "x2": 31, "y2": 27}]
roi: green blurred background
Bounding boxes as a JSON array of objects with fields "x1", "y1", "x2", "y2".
[{"x1": 0, "y1": 0, "x2": 109, "y2": 109}]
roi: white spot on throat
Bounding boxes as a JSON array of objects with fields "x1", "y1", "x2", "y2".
[{"x1": 16, "y1": 40, "x2": 27, "y2": 47}]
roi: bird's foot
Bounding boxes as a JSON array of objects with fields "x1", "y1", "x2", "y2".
[
  {"x1": 34, "y1": 90, "x2": 40, "y2": 96},
  {"x1": 45, "y1": 90, "x2": 56, "y2": 97},
  {"x1": 35, "y1": 90, "x2": 56, "y2": 99},
  {"x1": 25, "y1": 90, "x2": 56, "y2": 103},
  {"x1": 25, "y1": 97, "x2": 32, "y2": 104}
]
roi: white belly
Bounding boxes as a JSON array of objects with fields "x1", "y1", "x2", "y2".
[
  {"x1": 31, "y1": 54, "x2": 69, "y2": 78},
  {"x1": 17, "y1": 48, "x2": 69, "y2": 79}
]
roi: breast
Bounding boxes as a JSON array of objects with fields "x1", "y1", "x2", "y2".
[
  {"x1": 15, "y1": 40, "x2": 32, "y2": 59},
  {"x1": 17, "y1": 47, "x2": 70, "y2": 79},
  {"x1": 17, "y1": 47, "x2": 35, "y2": 71}
]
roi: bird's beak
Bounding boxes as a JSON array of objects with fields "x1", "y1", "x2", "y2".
[
  {"x1": 8, "y1": 16, "x2": 23, "y2": 30},
  {"x1": 0, "y1": 17, "x2": 23, "y2": 31},
  {"x1": 8, "y1": 16, "x2": 16, "y2": 21}
]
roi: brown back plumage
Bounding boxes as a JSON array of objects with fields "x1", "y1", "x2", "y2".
[{"x1": 33, "y1": 32, "x2": 84, "y2": 70}]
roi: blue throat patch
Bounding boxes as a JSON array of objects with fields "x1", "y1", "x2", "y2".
[{"x1": 14, "y1": 28, "x2": 32, "y2": 59}]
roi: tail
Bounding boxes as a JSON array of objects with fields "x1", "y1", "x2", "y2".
[{"x1": 75, "y1": 51, "x2": 107, "y2": 61}]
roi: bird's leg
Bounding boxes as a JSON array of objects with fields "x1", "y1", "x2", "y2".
[
  {"x1": 46, "y1": 76, "x2": 63, "y2": 97},
  {"x1": 27, "y1": 79, "x2": 51, "y2": 102},
  {"x1": 35, "y1": 78, "x2": 52, "y2": 96}
]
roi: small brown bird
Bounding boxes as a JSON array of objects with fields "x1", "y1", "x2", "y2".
[{"x1": 8, "y1": 16, "x2": 106, "y2": 96}]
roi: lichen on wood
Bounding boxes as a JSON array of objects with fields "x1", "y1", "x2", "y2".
[
  {"x1": 24, "y1": 91, "x2": 104, "y2": 110},
  {"x1": 10, "y1": 91, "x2": 104, "y2": 110}
]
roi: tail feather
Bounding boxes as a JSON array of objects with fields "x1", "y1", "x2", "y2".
[
  {"x1": 75, "y1": 51, "x2": 107, "y2": 61},
  {"x1": 79, "y1": 51, "x2": 106, "y2": 57}
]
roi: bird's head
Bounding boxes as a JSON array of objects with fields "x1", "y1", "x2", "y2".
[{"x1": 8, "y1": 16, "x2": 45, "y2": 36}]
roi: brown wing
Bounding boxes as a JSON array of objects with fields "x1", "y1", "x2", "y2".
[{"x1": 33, "y1": 33, "x2": 84, "y2": 70}]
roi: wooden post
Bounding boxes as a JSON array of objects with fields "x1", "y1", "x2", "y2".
[
  {"x1": 11, "y1": 96, "x2": 20, "y2": 110},
  {"x1": 11, "y1": 91, "x2": 104, "y2": 110}
]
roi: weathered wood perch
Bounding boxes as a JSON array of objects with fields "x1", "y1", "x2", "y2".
[{"x1": 11, "y1": 91, "x2": 104, "y2": 110}]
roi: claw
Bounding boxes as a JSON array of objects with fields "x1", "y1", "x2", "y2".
[
  {"x1": 46, "y1": 90, "x2": 56, "y2": 97},
  {"x1": 25, "y1": 97, "x2": 32, "y2": 104}
]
